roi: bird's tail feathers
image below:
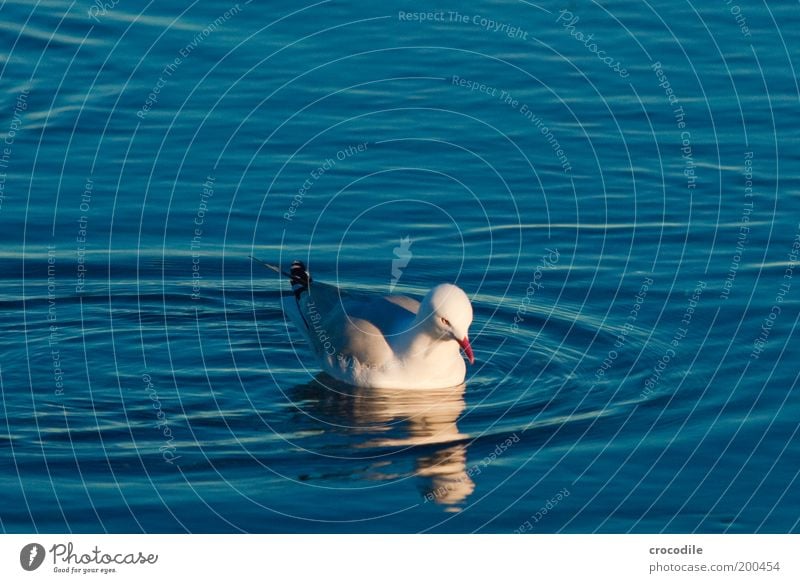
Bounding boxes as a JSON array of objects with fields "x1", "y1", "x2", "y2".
[{"x1": 249, "y1": 256, "x2": 290, "y2": 277}]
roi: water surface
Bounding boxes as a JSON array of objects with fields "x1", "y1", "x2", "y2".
[{"x1": 0, "y1": 0, "x2": 798, "y2": 533}]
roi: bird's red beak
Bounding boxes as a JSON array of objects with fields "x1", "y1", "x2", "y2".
[{"x1": 458, "y1": 336, "x2": 474, "y2": 364}]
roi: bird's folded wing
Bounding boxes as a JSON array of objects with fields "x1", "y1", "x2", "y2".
[{"x1": 286, "y1": 281, "x2": 420, "y2": 364}]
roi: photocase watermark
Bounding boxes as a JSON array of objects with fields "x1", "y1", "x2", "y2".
[
  {"x1": 305, "y1": 298, "x2": 341, "y2": 358},
  {"x1": 750, "y1": 223, "x2": 800, "y2": 360},
  {"x1": 21, "y1": 540, "x2": 159, "y2": 574},
  {"x1": 301, "y1": 296, "x2": 405, "y2": 371},
  {"x1": 142, "y1": 374, "x2": 180, "y2": 464},
  {"x1": 137, "y1": 3, "x2": 245, "y2": 120},
  {"x1": 190, "y1": 175, "x2": 214, "y2": 300},
  {"x1": 0, "y1": 86, "x2": 29, "y2": 215},
  {"x1": 451, "y1": 75, "x2": 500, "y2": 99},
  {"x1": 87, "y1": 0, "x2": 120, "y2": 22},
  {"x1": 720, "y1": 151, "x2": 754, "y2": 300},
  {"x1": 651, "y1": 61, "x2": 696, "y2": 193},
  {"x1": 19, "y1": 543, "x2": 46, "y2": 571},
  {"x1": 47, "y1": 542, "x2": 158, "y2": 575},
  {"x1": 423, "y1": 433, "x2": 519, "y2": 503},
  {"x1": 641, "y1": 280, "x2": 706, "y2": 398},
  {"x1": 594, "y1": 275, "x2": 653, "y2": 385},
  {"x1": 514, "y1": 487, "x2": 571, "y2": 532},
  {"x1": 511, "y1": 95, "x2": 572, "y2": 173},
  {"x1": 389, "y1": 236, "x2": 413, "y2": 292},
  {"x1": 284, "y1": 142, "x2": 368, "y2": 221},
  {"x1": 46, "y1": 245, "x2": 65, "y2": 397},
  {"x1": 723, "y1": 0, "x2": 752, "y2": 38},
  {"x1": 75, "y1": 176, "x2": 93, "y2": 294},
  {"x1": 451, "y1": 76, "x2": 572, "y2": 172},
  {"x1": 511, "y1": 248, "x2": 559, "y2": 332},
  {"x1": 556, "y1": 9, "x2": 629, "y2": 78},
  {"x1": 449, "y1": 11, "x2": 528, "y2": 40},
  {"x1": 398, "y1": 10, "x2": 529, "y2": 40}
]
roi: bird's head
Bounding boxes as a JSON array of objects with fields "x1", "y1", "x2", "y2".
[{"x1": 419, "y1": 283, "x2": 474, "y2": 364}]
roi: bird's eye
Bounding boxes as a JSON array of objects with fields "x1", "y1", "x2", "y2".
[{"x1": 441, "y1": 317, "x2": 450, "y2": 327}]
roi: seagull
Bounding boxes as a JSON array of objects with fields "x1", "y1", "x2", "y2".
[{"x1": 253, "y1": 258, "x2": 474, "y2": 389}]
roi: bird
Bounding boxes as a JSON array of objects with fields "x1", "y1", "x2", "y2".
[{"x1": 252, "y1": 258, "x2": 474, "y2": 389}]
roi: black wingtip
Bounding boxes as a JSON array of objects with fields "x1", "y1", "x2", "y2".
[
  {"x1": 250, "y1": 256, "x2": 311, "y2": 299},
  {"x1": 290, "y1": 260, "x2": 311, "y2": 299}
]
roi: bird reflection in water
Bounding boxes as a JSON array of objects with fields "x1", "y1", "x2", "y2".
[{"x1": 288, "y1": 377, "x2": 474, "y2": 511}]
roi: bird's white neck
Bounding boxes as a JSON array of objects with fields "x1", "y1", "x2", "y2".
[{"x1": 394, "y1": 318, "x2": 458, "y2": 364}]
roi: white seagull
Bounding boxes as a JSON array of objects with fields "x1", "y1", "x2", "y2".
[{"x1": 254, "y1": 258, "x2": 474, "y2": 389}]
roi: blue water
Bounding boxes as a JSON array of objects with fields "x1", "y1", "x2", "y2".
[{"x1": 1, "y1": 0, "x2": 798, "y2": 533}]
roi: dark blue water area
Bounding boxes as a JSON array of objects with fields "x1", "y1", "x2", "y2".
[{"x1": 0, "y1": 0, "x2": 798, "y2": 533}]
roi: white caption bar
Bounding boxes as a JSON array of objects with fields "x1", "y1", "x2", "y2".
[{"x1": 1, "y1": 534, "x2": 796, "y2": 582}]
